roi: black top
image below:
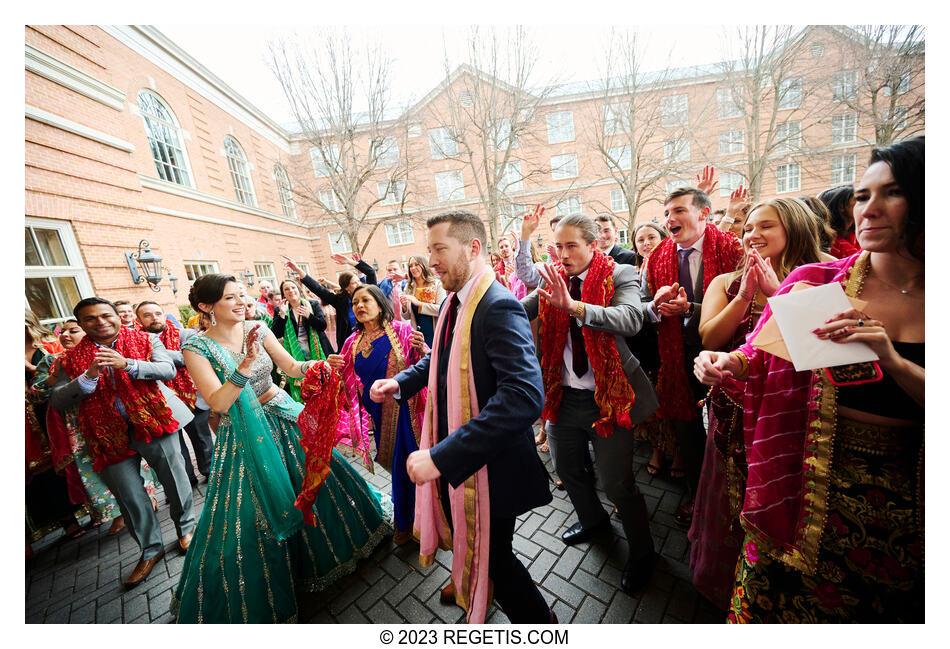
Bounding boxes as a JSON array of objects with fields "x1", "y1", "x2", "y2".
[
  {"x1": 269, "y1": 298, "x2": 333, "y2": 358},
  {"x1": 836, "y1": 341, "x2": 924, "y2": 422},
  {"x1": 300, "y1": 260, "x2": 377, "y2": 352}
]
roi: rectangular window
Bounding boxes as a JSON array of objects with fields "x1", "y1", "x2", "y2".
[
  {"x1": 666, "y1": 179, "x2": 689, "y2": 195},
  {"x1": 604, "y1": 103, "x2": 629, "y2": 135},
  {"x1": 664, "y1": 138, "x2": 690, "y2": 163},
  {"x1": 319, "y1": 189, "x2": 343, "y2": 212},
  {"x1": 719, "y1": 172, "x2": 744, "y2": 197},
  {"x1": 310, "y1": 144, "x2": 339, "y2": 178},
  {"x1": 774, "y1": 121, "x2": 802, "y2": 153},
  {"x1": 435, "y1": 170, "x2": 465, "y2": 202},
  {"x1": 778, "y1": 77, "x2": 802, "y2": 110},
  {"x1": 831, "y1": 154, "x2": 856, "y2": 185},
  {"x1": 385, "y1": 221, "x2": 414, "y2": 246},
  {"x1": 377, "y1": 180, "x2": 406, "y2": 205},
  {"x1": 254, "y1": 262, "x2": 276, "y2": 287},
  {"x1": 551, "y1": 153, "x2": 578, "y2": 180},
  {"x1": 717, "y1": 87, "x2": 743, "y2": 119},
  {"x1": 884, "y1": 72, "x2": 911, "y2": 96},
  {"x1": 183, "y1": 261, "x2": 219, "y2": 282},
  {"x1": 776, "y1": 163, "x2": 801, "y2": 194},
  {"x1": 500, "y1": 162, "x2": 523, "y2": 192},
  {"x1": 607, "y1": 146, "x2": 632, "y2": 171},
  {"x1": 499, "y1": 203, "x2": 527, "y2": 235},
  {"x1": 489, "y1": 118, "x2": 518, "y2": 150},
  {"x1": 428, "y1": 127, "x2": 458, "y2": 159},
  {"x1": 610, "y1": 189, "x2": 628, "y2": 212},
  {"x1": 617, "y1": 228, "x2": 628, "y2": 245},
  {"x1": 328, "y1": 231, "x2": 352, "y2": 255},
  {"x1": 546, "y1": 111, "x2": 575, "y2": 143},
  {"x1": 661, "y1": 94, "x2": 688, "y2": 126},
  {"x1": 556, "y1": 195, "x2": 581, "y2": 217},
  {"x1": 407, "y1": 123, "x2": 422, "y2": 137},
  {"x1": 883, "y1": 105, "x2": 909, "y2": 130},
  {"x1": 718, "y1": 129, "x2": 745, "y2": 155},
  {"x1": 375, "y1": 136, "x2": 399, "y2": 168},
  {"x1": 832, "y1": 113, "x2": 857, "y2": 144},
  {"x1": 24, "y1": 219, "x2": 93, "y2": 326},
  {"x1": 832, "y1": 70, "x2": 859, "y2": 102}
]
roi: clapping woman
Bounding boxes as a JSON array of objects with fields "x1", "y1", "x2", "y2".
[
  {"x1": 270, "y1": 278, "x2": 333, "y2": 401},
  {"x1": 694, "y1": 137, "x2": 924, "y2": 622},
  {"x1": 326, "y1": 285, "x2": 428, "y2": 545}
]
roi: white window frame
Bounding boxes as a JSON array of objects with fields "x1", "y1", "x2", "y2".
[
  {"x1": 831, "y1": 154, "x2": 856, "y2": 185},
  {"x1": 778, "y1": 77, "x2": 803, "y2": 110},
  {"x1": 375, "y1": 136, "x2": 400, "y2": 168},
  {"x1": 428, "y1": 126, "x2": 458, "y2": 159},
  {"x1": 555, "y1": 195, "x2": 581, "y2": 217},
  {"x1": 253, "y1": 262, "x2": 276, "y2": 287},
  {"x1": 717, "y1": 87, "x2": 743, "y2": 119},
  {"x1": 546, "y1": 111, "x2": 575, "y2": 144},
  {"x1": 661, "y1": 94, "x2": 688, "y2": 126},
  {"x1": 377, "y1": 180, "x2": 406, "y2": 206},
  {"x1": 435, "y1": 170, "x2": 465, "y2": 202},
  {"x1": 664, "y1": 138, "x2": 690, "y2": 163},
  {"x1": 774, "y1": 121, "x2": 802, "y2": 153},
  {"x1": 776, "y1": 163, "x2": 801, "y2": 194},
  {"x1": 25, "y1": 217, "x2": 94, "y2": 326},
  {"x1": 273, "y1": 163, "x2": 296, "y2": 219},
  {"x1": 498, "y1": 203, "x2": 527, "y2": 235},
  {"x1": 551, "y1": 153, "x2": 578, "y2": 180},
  {"x1": 136, "y1": 89, "x2": 193, "y2": 187},
  {"x1": 719, "y1": 172, "x2": 744, "y2": 197},
  {"x1": 489, "y1": 118, "x2": 518, "y2": 151},
  {"x1": 500, "y1": 161, "x2": 524, "y2": 192},
  {"x1": 832, "y1": 69, "x2": 859, "y2": 102},
  {"x1": 883, "y1": 105, "x2": 909, "y2": 130},
  {"x1": 319, "y1": 189, "x2": 343, "y2": 212},
  {"x1": 883, "y1": 72, "x2": 911, "y2": 96},
  {"x1": 617, "y1": 228, "x2": 629, "y2": 245},
  {"x1": 718, "y1": 129, "x2": 744, "y2": 155},
  {"x1": 407, "y1": 123, "x2": 423, "y2": 137},
  {"x1": 328, "y1": 231, "x2": 353, "y2": 255},
  {"x1": 666, "y1": 179, "x2": 689, "y2": 195},
  {"x1": 311, "y1": 144, "x2": 339, "y2": 178},
  {"x1": 223, "y1": 136, "x2": 256, "y2": 207},
  {"x1": 384, "y1": 221, "x2": 414, "y2": 246},
  {"x1": 604, "y1": 103, "x2": 630, "y2": 135},
  {"x1": 183, "y1": 261, "x2": 220, "y2": 283},
  {"x1": 607, "y1": 145, "x2": 632, "y2": 171},
  {"x1": 831, "y1": 113, "x2": 858, "y2": 144},
  {"x1": 610, "y1": 189, "x2": 628, "y2": 212}
]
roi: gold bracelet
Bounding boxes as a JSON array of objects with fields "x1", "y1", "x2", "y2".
[
  {"x1": 570, "y1": 301, "x2": 585, "y2": 320},
  {"x1": 733, "y1": 350, "x2": 749, "y2": 378}
]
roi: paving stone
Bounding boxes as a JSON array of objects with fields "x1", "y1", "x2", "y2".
[
  {"x1": 602, "y1": 591, "x2": 638, "y2": 624},
  {"x1": 379, "y1": 552, "x2": 412, "y2": 580},
  {"x1": 329, "y1": 575, "x2": 370, "y2": 615},
  {"x1": 415, "y1": 564, "x2": 451, "y2": 602},
  {"x1": 123, "y1": 592, "x2": 149, "y2": 623},
  {"x1": 661, "y1": 530, "x2": 689, "y2": 561},
  {"x1": 539, "y1": 509, "x2": 569, "y2": 535},
  {"x1": 384, "y1": 570, "x2": 424, "y2": 607},
  {"x1": 550, "y1": 546, "x2": 584, "y2": 579},
  {"x1": 633, "y1": 585, "x2": 668, "y2": 623},
  {"x1": 568, "y1": 568, "x2": 615, "y2": 604},
  {"x1": 394, "y1": 595, "x2": 435, "y2": 624},
  {"x1": 96, "y1": 597, "x2": 122, "y2": 623},
  {"x1": 530, "y1": 528, "x2": 565, "y2": 555},
  {"x1": 485, "y1": 606, "x2": 509, "y2": 624},
  {"x1": 598, "y1": 563, "x2": 623, "y2": 589},
  {"x1": 152, "y1": 611, "x2": 175, "y2": 624},
  {"x1": 356, "y1": 574, "x2": 395, "y2": 612},
  {"x1": 44, "y1": 602, "x2": 71, "y2": 624},
  {"x1": 511, "y1": 535, "x2": 541, "y2": 560},
  {"x1": 148, "y1": 588, "x2": 174, "y2": 620},
  {"x1": 424, "y1": 589, "x2": 465, "y2": 624},
  {"x1": 541, "y1": 574, "x2": 585, "y2": 609},
  {"x1": 527, "y1": 550, "x2": 558, "y2": 583},
  {"x1": 573, "y1": 595, "x2": 607, "y2": 624},
  {"x1": 51, "y1": 570, "x2": 76, "y2": 597},
  {"x1": 128, "y1": 613, "x2": 150, "y2": 623},
  {"x1": 517, "y1": 513, "x2": 545, "y2": 538},
  {"x1": 579, "y1": 545, "x2": 609, "y2": 575},
  {"x1": 551, "y1": 599, "x2": 576, "y2": 624},
  {"x1": 665, "y1": 579, "x2": 698, "y2": 622}
]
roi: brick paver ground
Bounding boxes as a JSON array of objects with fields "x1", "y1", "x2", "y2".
[{"x1": 25, "y1": 431, "x2": 725, "y2": 624}]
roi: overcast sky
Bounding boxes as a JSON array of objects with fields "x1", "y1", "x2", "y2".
[{"x1": 155, "y1": 24, "x2": 734, "y2": 126}]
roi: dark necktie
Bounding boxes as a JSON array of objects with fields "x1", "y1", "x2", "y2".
[
  {"x1": 568, "y1": 276, "x2": 588, "y2": 378},
  {"x1": 440, "y1": 294, "x2": 460, "y2": 356},
  {"x1": 678, "y1": 248, "x2": 695, "y2": 303}
]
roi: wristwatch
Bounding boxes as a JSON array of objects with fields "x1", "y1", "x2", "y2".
[
  {"x1": 570, "y1": 301, "x2": 585, "y2": 320},
  {"x1": 684, "y1": 302, "x2": 695, "y2": 318}
]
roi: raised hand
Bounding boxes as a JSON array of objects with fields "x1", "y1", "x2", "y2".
[
  {"x1": 278, "y1": 303, "x2": 289, "y2": 319},
  {"x1": 330, "y1": 253, "x2": 354, "y2": 267},
  {"x1": 737, "y1": 255, "x2": 759, "y2": 302},
  {"x1": 537, "y1": 263, "x2": 574, "y2": 312},
  {"x1": 84, "y1": 357, "x2": 101, "y2": 380},
  {"x1": 521, "y1": 204, "x2": 544, "y2": 240},
  {"x1": 326, "y1": 354, "x2": 345, "y2": 371},
  {"x1": 545, "y1": 243, "x2": 559, "y2": 264},
  {"x1": 294, "y1": 303, "x2": 311, "y2": 319},
  {"x1": 696, "y1": 165, "x2": 718, "y2": 195},
  {"x1": 351, "y1": 252, "x2": 362, "y2": 263},
  {"x1": 281, "y1": 254, "x2": 304, "y2": 277},
  {"x1": 750, "y1": 249, "x2": 781, "y2": 297},
  {"x1": 239, "y1": 323, "x2": 263, "y2": 373}
]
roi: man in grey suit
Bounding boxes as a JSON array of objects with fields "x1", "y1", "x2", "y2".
[
  {"x1": 50, "y1": 298, "x2": 196, "y2": 588},
  {"x1": 521, "y1": 214, "x2": 660, "y2": 594}
]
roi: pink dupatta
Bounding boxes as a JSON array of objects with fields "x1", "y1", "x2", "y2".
[{"x1": 414, "y1": 265, "x2": 494, "y2": 623}]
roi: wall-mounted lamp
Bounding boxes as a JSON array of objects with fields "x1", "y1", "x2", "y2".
[
  {"x1": 372, "y1": 259, "x2": 379, "y2": 272},
  {"x1": 125, "y1": 240, "x2": 163, "y2": 292},
  {"x1": 242, "y1": 269, "x2": 255, "y2": 286},
  {"x1": 536, "y1": 234, "x2": 544, "y2": 248},
  {"x1": 167, "y1": 269, "x2": 179, "y2": 295}
]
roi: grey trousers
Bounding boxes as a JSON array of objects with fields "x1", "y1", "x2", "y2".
[
  {"x1": 547, "y1": 387, "x2": 654, "y2": 560},
  {"x1": 98, "y1": 429, "x2": 196, "y2": 559}
]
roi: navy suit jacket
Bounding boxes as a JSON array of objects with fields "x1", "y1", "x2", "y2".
[{"x1": 393, "y1": 279, "x2": 552, "y2": 520}]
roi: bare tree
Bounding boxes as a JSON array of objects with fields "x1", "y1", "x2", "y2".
[
  {"x1": 583, "y1": 29, "x2": 705, "y2": 229},
  {"x1": 833, "y1": 25, "x2": 925, "y2": 146},
  {"x1": 712, "y1": 25, "x2": 824, "y2": 201},
  {"x1": 267, "y1": 29, "x2": 415, "y2": 255},
  {"x1": 425, "y1": 26, "x2": 559, "y2": 246}
]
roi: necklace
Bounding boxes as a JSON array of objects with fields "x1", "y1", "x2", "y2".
[{"x1": 868, "y1": 266, "x2": 922, "y2": 296}]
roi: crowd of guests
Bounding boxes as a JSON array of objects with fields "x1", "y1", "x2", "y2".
[{"x1": 25, "y1": 137, "x2": 923, "y2": 624}]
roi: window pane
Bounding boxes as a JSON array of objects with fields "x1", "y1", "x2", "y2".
[
  {"x1": 33, "y1": 228, "x2": 70, "y2": 266},
  {"x1": 25, "y1": 277, "x2": 60, "y2": 320},
  {"x1": 50, "y1": 276, "x2": 81, "y2": 315},
  {"x1": 25, "y1": 229, "x2": 42, "y2": 266}
]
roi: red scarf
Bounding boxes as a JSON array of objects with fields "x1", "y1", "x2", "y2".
[
  {"x1": 159, "y1": 325, "x2": 198, "y2": 410},
  {"x1": 59, "y1": 327, "x2": 179, "y2": 471},
  {"x1": 539, "y1": 249, "x2": 635, "y2": 436},
  {"x1": 645, "y1": 223, "x2": 743, "y2": 420},
  {"x1": 295, "y1": 361, "x2": 343, "y2": 526}
]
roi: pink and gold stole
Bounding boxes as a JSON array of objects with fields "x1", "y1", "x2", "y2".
[{"x1": 414, "y1": 265, "x2": 494, "y2": 624}]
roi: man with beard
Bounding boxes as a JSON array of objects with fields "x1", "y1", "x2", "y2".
[{"x1": 136, "y1": 301, "x2": 213, "y2": 485}]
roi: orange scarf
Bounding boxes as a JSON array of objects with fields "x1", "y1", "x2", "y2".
[
  {"x1": 539, "y1": 249, "x2": 635, "y2": 436},
  {"x1": 59, "y1": 327, "x2": 179, "y2": 471},
  {"x1": 159, "y1": 325, "x2": 198, "y2": 410}
]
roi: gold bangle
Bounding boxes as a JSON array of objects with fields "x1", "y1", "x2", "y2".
[
  {"x1": 571, "y1": 302, "x2": 585, "y2": 320},
  {"x1": 733, "y1": 351, "x2": 749, "y2": 378}
]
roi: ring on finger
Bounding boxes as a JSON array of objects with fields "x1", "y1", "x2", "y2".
[{"x1": 857, "y1": 319, "x2": 864, "y2": 327}]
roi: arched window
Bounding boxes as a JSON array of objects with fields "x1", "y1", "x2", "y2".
[
  {"x1": 273, "y1": 163, "x2": 296, "y2": 219},
  {"x1": 137, "y1": 89, "x2": 192, "y2": 187},
  {"x1": 224, "y1": 136, "x2": 256, "y2": 207}
]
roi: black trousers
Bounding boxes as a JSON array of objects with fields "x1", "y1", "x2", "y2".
[
  {"x1": 439, "y1": 478, "x2": 550, "y2": 623},
  {"x1": 673, "y1": 343, "x2": 708, "y2": 498},
  {"x1": 178, "y1": 407, "x2": 214, "y2": 478}
]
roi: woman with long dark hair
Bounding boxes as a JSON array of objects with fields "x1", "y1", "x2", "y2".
[
  {"x1": 173, "y1": 274, "x2": 391, "y2": 623},
  {"x1": 399, "y1": 254, "x2": 446, "y2": 348},
  {"x1": 269, "y1": 278, "x2": 332, "y2": 401},
  {"x1": 695, "y1": 137, "x2": 924, "y2": 622},
  {"x1": 818, "y1": 184, "x2": 862, "y2": 258}
]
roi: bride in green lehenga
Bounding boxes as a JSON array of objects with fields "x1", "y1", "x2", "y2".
[{"x1": 172, "y1": 274, "x2": 392, "y2": 623}]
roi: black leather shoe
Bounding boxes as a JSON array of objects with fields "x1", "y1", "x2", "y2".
[
  {"x1": 620, "y1": 551, "x2": 657, "y2": 594},
  {"x1": 674, "y1": 501, "x2": 694, "y2": 529},
  {"x1": 560, "y1": 517, "x2": 610, "y2": 546}
]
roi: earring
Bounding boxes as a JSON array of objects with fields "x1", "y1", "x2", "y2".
[{"x1": 210, "y1": 310, "x2": 216, "y2": 326}]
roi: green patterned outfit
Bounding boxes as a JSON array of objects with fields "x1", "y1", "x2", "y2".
[{"x1": 172, "y1": 323, "x2": 392, "y2": 623}]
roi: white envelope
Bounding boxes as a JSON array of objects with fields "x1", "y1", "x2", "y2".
[{"x1": 767, "y1": 282, "x2": 879, "y2": 372}]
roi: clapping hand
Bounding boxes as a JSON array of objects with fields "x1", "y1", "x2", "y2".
[
  {"x1": 737, "y1": 255, "x2": 759, "y2": 302},
  {"x1": 95, "y1": 347, "x2": 128, "y2": 371},
  {"x1": 749, "y1": 249, "x2": 780, "y2": 297},
  {"x1": 653, "y1": 283, "x2": 689, "y2": 317},
  {"x1": 537, "y1": 263, "x2": 575, "y2": 312},
  {"x1": 693, "y1": 350, "x2": 740, "y2": 385},
  {"x1": 240, "y1": 324, "x2": 263, "y2": 372},
  {"x1": 696, "y1": 165, "x2": 718, "y2": 195},
  {"x1": 294, "y1": 303, "x2": 311, "y2": 319}
]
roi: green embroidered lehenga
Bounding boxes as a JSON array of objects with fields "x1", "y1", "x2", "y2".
[{"x1": 172, "y1": 322, "x2": 391, "y2": 623}]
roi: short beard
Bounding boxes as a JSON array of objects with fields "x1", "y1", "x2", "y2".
[{"x1": 143, "y1": 322, "x2": 166, "y2": 333}]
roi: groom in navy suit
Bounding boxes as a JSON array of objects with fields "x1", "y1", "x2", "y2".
[{"x1": 370, "y1": 209, "x2": 554, "y2": 624}]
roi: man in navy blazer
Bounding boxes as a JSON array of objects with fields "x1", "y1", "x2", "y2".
[{"x1": 370, "y1": 209, "x2": 554, "y2": 624}]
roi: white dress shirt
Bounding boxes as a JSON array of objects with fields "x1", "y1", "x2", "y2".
[
  {"x1": 561, "y1": 269, "x2": 596, "y2": 391},
  {"x1": 647, "y1": 233, "x2": 705, "y2": 322}
]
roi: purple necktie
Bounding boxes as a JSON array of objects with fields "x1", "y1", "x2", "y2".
[
  {"x1": 678, "y1": 248, "x2": 695, "y2": 303},
  {"x1": 441, "y1": 294, "x2": 460, "y2": 354},
  {"x1": 568, "y1": 276, "x2": 588, "y2": 377}
]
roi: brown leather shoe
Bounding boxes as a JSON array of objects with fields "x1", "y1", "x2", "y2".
[
  {"x1": 440, "y1": 582, "x2": 456, "y2": 605},
  {"x1": 178, "y1": 531, "x2": 194, "y2": 554},
  {"x1": 107, "y1": 516, "x2": 125, "y2": 536},
  {"x1": 124, "y1": 550, "x2": 164, "y2": 588}
]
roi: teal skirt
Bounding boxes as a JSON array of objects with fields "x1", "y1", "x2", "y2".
[{"x1": 173, "y1": 389, "x2": 392, "y2": 623}]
